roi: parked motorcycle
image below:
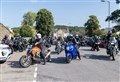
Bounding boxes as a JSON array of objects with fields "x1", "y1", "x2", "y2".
[
  {"x1": 18, "y1": 41, "x2": 24, "y2": 52},
  {"x1": 106, "y1": 42, "x2": 119, "y2": 60},
  {"x1": 65, "y1": 42, "x2": 81, "y2": 63},
  {"x1": 19, "y1": 45, "x2": 51, "y2": 68}
]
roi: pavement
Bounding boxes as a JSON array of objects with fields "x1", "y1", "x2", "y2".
[{"x1": 0, "y1": 46, "x2": 120, "y2": 82}]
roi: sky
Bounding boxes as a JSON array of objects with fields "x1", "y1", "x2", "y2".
[{"x1": 0, "y1": 0, "x2": 119, "y2": 28}]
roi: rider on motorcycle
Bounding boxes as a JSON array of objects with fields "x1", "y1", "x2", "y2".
[
  {"x1": 55, "y1": 36, "x2": 64, "y2": 50},
  {"x1": 75, "y1": 34, "x2": 79, "y2": 42},
  {"x1": 92, "y1": 35, "x2": 99, "y2": 49},
  {"x1": 106, "y1": 31, "x2": 118, "y2": 54},
  {"x1": 67, "y1": 34, "x2": 81, "y2": 60},
  {"x1": 2, "y1": 35, "x2": 9, "y2": 45},
  {"x1": 35, "y1": 33, "x2": 51, "y2": 62}
]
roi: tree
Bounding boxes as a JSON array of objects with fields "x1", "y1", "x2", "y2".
[
  {"x1": 93, "y1": 29, "x2": 106, "y2": 36},
  {"x1": 84, "y1": 15, "x2": 100, "y2": 36},
  {"x1": 36, "y1": 8, "x2": 54, "y2": 36},
  {"x1": 106, "y1": 9, "x2": 120, "y2": 24},
  {"x1": 20, "y1": 11, "x2": 37, "y2": 37},
  {"x1": 116, "y1": 0, "x2": 120, "y2": 4},
  {"x1": 106, "y1": 0, "x2": 120, "y2": 31},
  {"x1": 12, "y1": 27, "x2": 20, "y2": 37},
  {"x1": 106, "y1": 9, "x2": 120, "y2": 31},
  {"x1": 22, "y1": 11, "x2": 37, "y2": 26},
  {"x1": 20, "y1": 25, "x2": 36, "y2": 37}
]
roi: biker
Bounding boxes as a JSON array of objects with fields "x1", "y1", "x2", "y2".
[
  {"x1": 92, "y1": 35, "x2": 99, "y2": 50},
  {"x1": 67, "y1": 34, "x2": 81, "y2": 60},
  {"x1": 2, "y1": 35, "x2": 9, "y2": 45},
  {"x1": 75, "y1": 34, "x2": 79, "y2": 42},
  {"x1": 9, "y1": 37, "x2": 14, "y2": 51},
  {"x1": 35, "y1": 33, "x2": 51, "y2": 63},
  {"x1": 106, "y1": 31, "x2": 118, "y2": 54},
  {"x1": 55, "y1": 36, "x2": 64, "y2": 50},
  {"x1": 75, "y1": 34, "x2": 81, "y2": 48}
]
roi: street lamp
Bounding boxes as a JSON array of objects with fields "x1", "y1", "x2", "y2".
[{"x1": 101, "y1": 0, "x2": 111, "y2": 32}]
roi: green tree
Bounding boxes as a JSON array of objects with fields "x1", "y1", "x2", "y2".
[
  {"x1": 106, "y1": 9, "x2": 120, "y2": 24},
  {"x1": 105, "y1": 9, "x2": 120, "y2": 31},
  {"x1": 20, "y1": 25, "x2": 36, "y2": 37},
  {"x1": 36, "y1": 8, "x2": 54, "y2": 36},
  {"x1": 12, "y1": 27, "x2": 20, "y2": 37},
  {"x1": 22, "y1": 11, "x2": 37, "y2": 26},
  {"x1": 20, "y1": 11, "x2": 37, "y2": 37},
  {"x1": 116, "y1": 0, "x2": 120, "y2": 4},
  {"x1": 93, "y1": 29, "x2": 106, "y2": 36},
  {"x1": 106, "y1": 0, "x2": 120, "y2": 31},
  {"x1": 84, "y1": 15, "x2": 100, "y2": 36}
]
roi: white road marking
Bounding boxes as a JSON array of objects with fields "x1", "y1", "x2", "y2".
[
  {"x1": 33, "y1": 64, "x2": 38, "y2": 82},
  {"x1": 33, "y1": 80, "x2": 36, "y2": 82},
  {"x1": 34, "y1": 72, "x2": 37, "y2": 78},
  {"x1": 35, "y1": 67, "x2": 38, "y2": 72}
]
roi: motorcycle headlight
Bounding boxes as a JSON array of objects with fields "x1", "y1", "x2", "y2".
[
  {"x1": 111, "y1": 43, "x2": 114, "y2": 45},
  {"x1": 66, "y1": 47, "x2": 70, "y2": 51}
]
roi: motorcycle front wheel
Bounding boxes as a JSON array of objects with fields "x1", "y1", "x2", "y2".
[
  {"x1": 110, "y1": 48, "x2": 115, "y2": 61},
  {"x1": 19, "y1": 55, "x2": 32, "y2": 68},
  {"x1": 96, "y1": 46, "x2": 100, "y2": 51}
]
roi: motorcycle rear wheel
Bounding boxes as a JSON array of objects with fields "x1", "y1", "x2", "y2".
[
  {"x1": 110, "y1": 49, "x2": 115, "y2": 61},
  {"x1": 66, "y1": 56, "x2": 71, "y2": 63},
  {"x1": 96, "y1": 46, "x2": 100, "y2": 51}
]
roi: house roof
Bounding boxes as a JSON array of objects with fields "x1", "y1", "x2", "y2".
[{"x1": 0, "y1": 23, "x2": 11, "y2": 33}]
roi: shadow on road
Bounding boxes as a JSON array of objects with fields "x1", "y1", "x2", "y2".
[
  {"x1": 0, "y1": 61, "x2": 6, "y2": 64},
  {"x1": 51, "y1": 51, "x2": 58, "y2": 55},
  {"x1": 51, "y1": 51, "x2": 64, "y2": 55},
  {"x1": 80, "y1": 48, "x2": 91, "y2": 51},
  {"x1": 50, "y1": 57, "x2": 66, "y2": 64},
  {"x1": 7, "y1": 61, "x2": 21, "y2": 68},
  {"x1": 83, "y1": 54, "x2": 111, "y2": 61}
]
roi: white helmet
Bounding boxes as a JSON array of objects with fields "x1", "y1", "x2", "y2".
[
  {"x1": 36, "y1": 33, "x2": 41, "y2": 39},
  {"x1": 76, "y1": 34, "x2": 78, "y2": 37}
]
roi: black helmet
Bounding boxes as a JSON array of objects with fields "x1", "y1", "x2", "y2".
[{"x1": 108, "y1": 31, "x2": 112, "y2": 36}]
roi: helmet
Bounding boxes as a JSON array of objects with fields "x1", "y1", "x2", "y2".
[
  {"x1": 75, "y1": 34, "x2": 79, "y2": 38},
  {"x1": 36, "y1": 33, "x2": 41, "y2": 39},
  {"x1": 5, "y1": 35, "x2": 8, "y2": 39},
  {"x1": 108, "y1": 31, "x2": 112, "y2": 36},
  {"x1": 76, "y1": 34, "x2": 78, "y2": 37},
  {"x1": 94, "y1": 35, "x2": 98, "y2": 38},
  {"x1": 67, "y1": 34, "x2": 74, "y2": 42}
]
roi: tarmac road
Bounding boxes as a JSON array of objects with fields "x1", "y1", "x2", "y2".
[{"x1": 0, "y1": 46, "x2": 120, "y2": 82}]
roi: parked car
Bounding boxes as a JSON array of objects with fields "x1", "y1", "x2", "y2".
[
  {"x1": 0, "y1": 44, "x2": 13, "y2": 64},
  {"x1": 99, "y1": 39, "x2": 106, "y2": 48}
]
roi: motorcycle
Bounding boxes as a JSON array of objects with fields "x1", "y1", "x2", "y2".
[
  {"x1": 55, "y1": 41, "x2": 63, "y2": 54},
  {"x1": 65, "y1": 42, "x2": 81, "y2": 63},
  {"x1": 19, "y1": 45, "x2": 51, "y2": 68},
  {"x1": 106, "y1": 42, "x2": 119, "y2": 60},
  {"x1": 13, "y1": 40, "x2": 19, "y2": 52},
  {"x1": 91, "y1": 42, "x2": 100, "y2": 51},
  {"x1": 18, "y1": 41, "x2": 24, "y2": 52}
]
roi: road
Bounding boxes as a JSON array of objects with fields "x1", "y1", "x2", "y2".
[{"x1": 0, "y1": 46, "x2": 120, "y2": 82}]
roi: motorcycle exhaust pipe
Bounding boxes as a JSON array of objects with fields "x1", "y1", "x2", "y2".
[{"x1": 45, "y1": 51, "x2": 51, "y2": 58}]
